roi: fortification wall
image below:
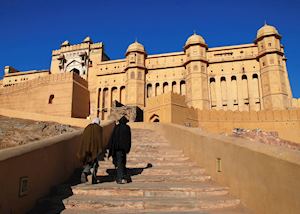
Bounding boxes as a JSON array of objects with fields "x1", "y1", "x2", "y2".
[
  {"x1": 197, "y1": 109, "x2": 300, "y2": 143},
  {"x1": 144, "y1": 93, "x2": 300, "y2": 143},
  {"x1": 0, "y1": 73, "x2": 89, "y2": 118},
  {"x1": 132, "y1": 123, "x2": 300, "y2": 214},
  {"x1": 292, "y1": 98, "x2": 300, "y2": 108},
  {"x1": 0, "y1": 120, "x2": 114, "y2": 213}
]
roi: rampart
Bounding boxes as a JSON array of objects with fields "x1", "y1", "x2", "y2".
[
  {"x1": 292, "y1": 98, "x2": 300, "y2": 108},
  {"x1": 0, "y1": 119, "x2": 114, "y2": 213},
  {"x1": 130, "y1": 122, "x2": 300, "y2": 214},
  {"x1": 144, "y1": 93, "x2": 300, "y2": 143},
  {"x1": 0, "y1": 72, "x2": 89, "y2": 118}
]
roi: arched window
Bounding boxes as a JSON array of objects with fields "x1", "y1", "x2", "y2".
[
  {"x1": 252, "y1": 73, "x2": 260, "y2": 110},
  {"x1": 163, "y1": 82, "x2": 169, "y2": 93},
  {"x1": 137, "y1": 71, "x2": 142, "y2": 80},
  {"x1": 97, "y1": 88, "x2": 101, "y2": 117},
  {"x1": 120, "y1": 86, "x2": 126, "y2": 104},
  {"x1": 220, "y1": 77, "x2": 227, "y2": 106},
  {"x1": 210, "y1": 77, "x2": 215, "y2": 83},
  {"x1": 111, "y1": 87, "x2": 118, "y2": 106},
  {"x1": 209, "y1": 78, "x2": 216, "y2": 108},
  {"x1": 172, "y1": 81, "x2": 176, "y2": 93},
  {"x1": 155, "y1": 83, "x2": 160, "y2": 96},
  {"x1": 48, "y1": 94, "x2": 54, "y2": 104},
  {"x1": 241, "y1": 75, "x2": 249, "y2": 110},
  {"x1": 147, "y1": 84, "x2": 152, "y2": 98},
  {"x1": 130, "y1": 71, "x2": 135, "y2": 79},
  {"x1": 231, "y1": 76, "x2": 238, "y2": 107},
  {"x1": 71, "y1": 68, "x2": 80, "y2": 75},
  {"x1": 180, "y1": 80, "x2": 186, "y2": 95}
]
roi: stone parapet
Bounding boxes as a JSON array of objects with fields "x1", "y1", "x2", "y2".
[
  {"x1": 143, "y1": 123, "x2": 300, "y2": 214},
  {"x1": 52, "y1": 42, "x2": 103, "y2": 56},
  {"x1": 0, "y1": 72, "x2": 87, "y2": 95},
  {"x1": 0, "y1": 118, "x2": 114, "y2": 213}
]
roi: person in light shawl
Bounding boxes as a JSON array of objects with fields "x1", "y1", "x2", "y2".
[{"x1": 78, "y1": 118, "x2": 104, "y2": 184}]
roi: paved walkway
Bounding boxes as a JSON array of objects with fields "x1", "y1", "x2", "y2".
[{"x1": 31, "y1": 127, "x2": 251, "y2": 213}]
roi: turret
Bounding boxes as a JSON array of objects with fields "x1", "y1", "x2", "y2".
[
  {"x1": 125, "y1": 41, "x2": 147, "y2": 107},
  {"x1": 255, "y1": 24, "x2": 292, "y2": 109},
  {"x1": 184, "y1": 33, "x2": 209, "y2": 109}
]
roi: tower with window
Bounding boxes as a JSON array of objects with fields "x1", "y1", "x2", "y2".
[
  {"x1": 184, "y1": 33, "x2": 209, "y2": 109},
  {"x1": 125, "y1": 41, "x2": 147, "y2": 107},
  {"x1": 255, "y1": 24, "x2": 292, "y2": 109}
]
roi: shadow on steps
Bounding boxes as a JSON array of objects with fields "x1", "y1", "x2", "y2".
[
  {"x1": 95, "y1": 163, "x2": 153, "y2": 184},
  {"x1": 27, "y1": 168, "x2": 82, "y2": 214}
]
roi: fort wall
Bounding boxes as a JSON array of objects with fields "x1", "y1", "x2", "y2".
[
  {"x1": 292, "y1": 98, "x2": 300, "y2": 108},
  {"x1": 0, "y1": 73, "x2": 89, "y2": 118},
  {"x1": 144, "y1": 93, "x2": 300, "y2": 143},
  {"x1": 0, "y1": 120, "x2": 114, "y2": 213}
]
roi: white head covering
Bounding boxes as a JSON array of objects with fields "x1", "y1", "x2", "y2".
[{"x1": 91, "y1": 117, "x2": 100, "y2": 125}]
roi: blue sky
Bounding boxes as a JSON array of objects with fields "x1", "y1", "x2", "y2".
[{"x1": 0, "y1": 0, "x2": 300, "y2": 97}]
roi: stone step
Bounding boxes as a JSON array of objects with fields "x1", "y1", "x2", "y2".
[
  {"x1": 91, "y1": 174, "x2": 211, "y2": 184},
  {"x1": 127, "y1": 154, "x2": 186, "y2": 159},
  {"x1": 62, "y1": 206, "x2": 251, "y2": 214},
  {"x1": 127, "y1": 156, "x2": 190, "y2": 162},
  {"x1": 130, "y1": 174, "x2": 212, "y2": 183},
  {"x1": 72, "y1": 182, "x2": 229, "y2": 198},
  {"x1": 97, "y1": 167, "x2": 206, "y2": 177},
  {"x1": 99, "y1": 161, "x2": 197, "y2": 168},
  {"x1": 63, "y1": 194, "x2": 240, "y2": 211},
  {"x1": 130, "y1": 148, "x2": 183, "y2": 155}
]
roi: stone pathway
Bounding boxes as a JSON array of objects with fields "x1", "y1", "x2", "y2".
[{"x1": 31, "y1": 127, "x2": 251, "y2": 213}]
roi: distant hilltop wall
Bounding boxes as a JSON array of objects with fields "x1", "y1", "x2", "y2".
[
  {"x1": 0, "y1": 72, "x2": 89, "y2": 118},
  {"x1": 144, "y1": 93, "x2": 300, "y2": 143}
]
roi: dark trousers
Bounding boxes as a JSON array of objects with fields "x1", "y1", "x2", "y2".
[
  {"x1": 114, "y1": 150, "x2": 127, "y2": 181},
  {"x1": 83, "y1": 159, "x2": 99, "y2": 175}
]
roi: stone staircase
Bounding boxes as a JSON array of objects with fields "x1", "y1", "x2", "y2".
[{"x1": 30, "y1": 127, "x2": 251, "y2": 213}]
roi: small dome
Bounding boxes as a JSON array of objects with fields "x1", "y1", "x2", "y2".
[
  {"x1": 83, "y1": 36, "x2": 93, "y2": 44},
  {"x1": 61, "y1": 40, "x2": 70, "y2": 47},
  {"x1": 185, "y1": 33, "x2": 206, "y2": 47},
  {"x1": 257, "y1": 24, "x2": 279, "y2": 38},
  {"x1": 126, "y1": 41, "x2": 145, "y2": 54}
]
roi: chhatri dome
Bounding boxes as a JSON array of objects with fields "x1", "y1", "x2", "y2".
[
  {"x1": 61, "y1": 40, "x2": 70, "y2": 47},
  {"x1": 185, "y1": 32, "x2": 206, "y2": 47},
  {"x1": 256, "y1": 23, "x2": 280, "y2": 38},
  {"x1": 126, "y1": 41, "x2": 146, "y2": 54},
  {"x1": 83, "y1": 36, "x2": 93, "y2": 44}
]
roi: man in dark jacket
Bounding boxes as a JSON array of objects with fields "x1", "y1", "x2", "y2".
[{"x1": 109, "y1": 116, "x2": 131, "y2": 184}]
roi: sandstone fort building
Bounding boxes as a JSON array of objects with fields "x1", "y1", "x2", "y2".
[{"x1": 1, "y1": 24, "x2": 299, "y2": 121}]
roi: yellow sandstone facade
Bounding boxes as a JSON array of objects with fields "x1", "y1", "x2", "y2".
[{"x1": 0, "y1": 24, "x2": 299, "y2": 120}]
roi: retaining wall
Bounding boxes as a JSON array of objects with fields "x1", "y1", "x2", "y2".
[
  {"x1": 0, "y1": 120, "x2": 114, "y2": 213},
  {"x1": 131, "y1": 123, "x2": 300, "y2": 214}
]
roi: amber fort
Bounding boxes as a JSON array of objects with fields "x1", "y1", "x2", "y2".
[
  {"x1": 1, "y1": 23, "x2": 300, "y2": 214},
  {"x1": 0, "y1": 23, "x2": 299, "y2": 119}
]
